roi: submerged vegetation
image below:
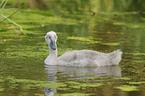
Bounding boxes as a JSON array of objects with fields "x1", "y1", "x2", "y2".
[{"x1": 0, "y1": 0, "x2": 145, "y2": 96}]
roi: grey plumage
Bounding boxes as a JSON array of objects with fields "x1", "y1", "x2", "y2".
[
  {"x1": 45, "y1": 31, "x2": 122, "y2": 67},
  {"x1": 58, "y1": 49, "x2": 122, "y2": 66}
]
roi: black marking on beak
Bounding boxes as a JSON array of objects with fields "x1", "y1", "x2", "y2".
[{"x1": 50, "y1": 39, "x2": 56, "y2": 50}]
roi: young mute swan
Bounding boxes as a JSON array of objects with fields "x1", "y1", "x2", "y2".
[{"x1": 44, "y1": 31, "x2": 122, "y2": 67}]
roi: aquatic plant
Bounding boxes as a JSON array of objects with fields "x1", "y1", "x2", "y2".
[{"x1": 0, "y1": 0, "x2": 22, "y2": 32}]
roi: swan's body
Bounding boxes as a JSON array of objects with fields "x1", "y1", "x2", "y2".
[{"x1": 44, "y1": 31, "x2": 122, "y2": 67}]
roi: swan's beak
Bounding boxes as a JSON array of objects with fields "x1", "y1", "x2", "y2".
[{"x1": 50, "y1": 39, "x2": 56, "y2": 50}]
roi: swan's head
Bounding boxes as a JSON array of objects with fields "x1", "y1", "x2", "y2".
[{"x1": 45, "y1": 31, "x2": 58, "y2": 50}]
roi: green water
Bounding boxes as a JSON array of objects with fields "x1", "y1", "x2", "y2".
[{"x1": 0, "y1": 0, "x2": 145, "y2": 96}]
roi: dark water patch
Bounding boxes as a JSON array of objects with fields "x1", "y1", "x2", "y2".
[{"x1": 0, "y1": 29, "x2": 7, "y2": 32}]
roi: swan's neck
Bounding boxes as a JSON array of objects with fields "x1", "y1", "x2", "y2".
[
  {"x1": 45, "y1": 45, "x2": 58, "y2": 65},
  {"x1": 49, "y1": 45, "x2": 57, "y2": 58}
]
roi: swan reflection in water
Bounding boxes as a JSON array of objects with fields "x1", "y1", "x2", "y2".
[{"x1": 44, "y1": 65, "x2": 122, "y2": 96}]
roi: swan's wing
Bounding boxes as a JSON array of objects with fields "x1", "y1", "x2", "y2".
[
  {"x1": 57, "y1": 50, "x2": 109, "y2": 66},
  {"x1": 57, "y1": 51, "x2": 78, "y2": 64}
]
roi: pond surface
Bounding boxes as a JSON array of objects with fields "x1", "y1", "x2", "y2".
[{"x1": 0, "y1": 1, "x2": 145, "y2": 96}]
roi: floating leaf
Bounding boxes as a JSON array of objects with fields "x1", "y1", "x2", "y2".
[
  {"x1": 125, "y1": 53, "x2": 145, "y2": 56},
  {"x1": 0, "y1": 76, "x2": 66, "y2": 89},
  {"x1": 70, "y1": 82, "x2": 103, "y2": 89},
  {"x1": 115, "y1": 85, "x2": 139, "y2": 91},
  {"x1": 101, "y1": 42, "x2": 120, "y2": 46},
  {"x1": 59, "y1": 92, "x2": 90, "y2": 96},
  {"x1": 0, "y1": 88, "x2": 5, "y2": 91},
  {"x1": 128, "y1": 82, "x2": 145, "y2": 85},
  {"x1": 113, "y1": 77, "x2": 132, "y2": 80},
  {"x1": 67, "y1": 37, "x2": 92, "y2": 42}
]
